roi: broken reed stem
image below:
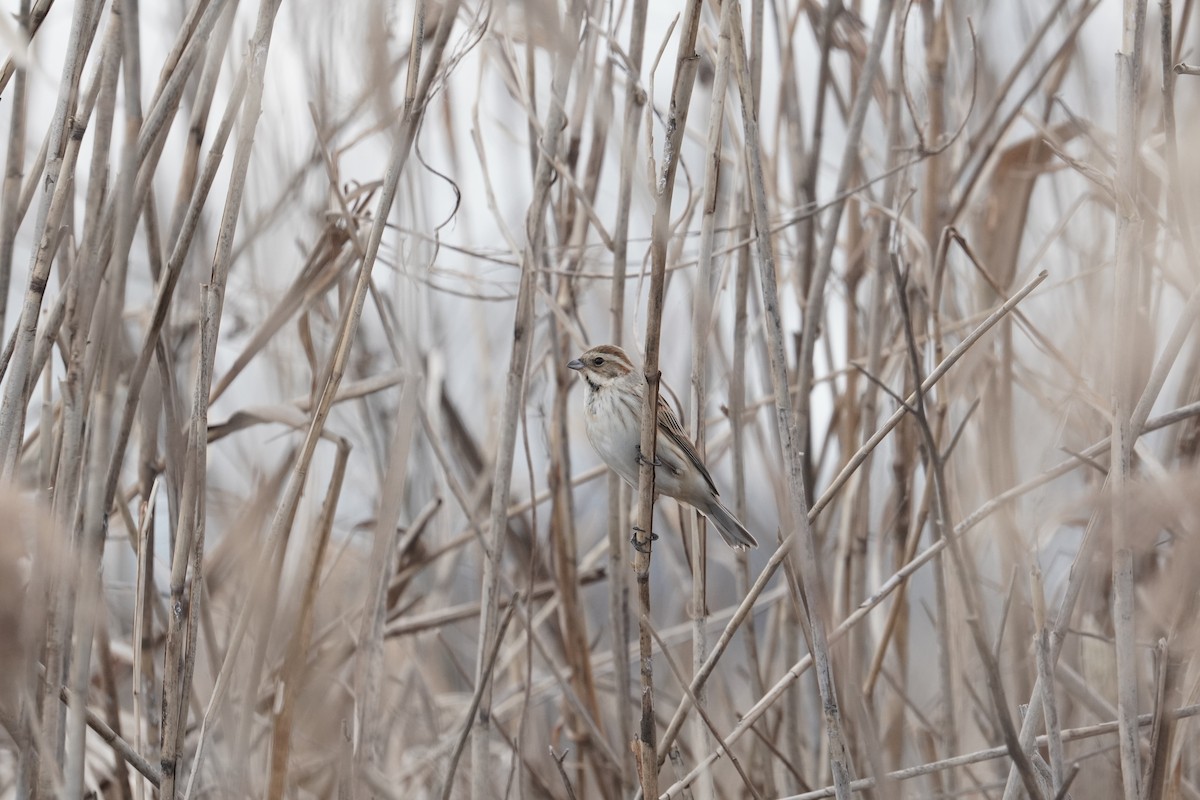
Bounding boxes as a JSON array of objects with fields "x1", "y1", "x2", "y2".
[{"x1": 58, "y1": 683, "x2": 161, "y2": 788}]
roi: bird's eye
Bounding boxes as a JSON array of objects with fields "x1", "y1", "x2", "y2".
[{"x1": 592, "y1": 357, "x2": 604, "y2": 366}]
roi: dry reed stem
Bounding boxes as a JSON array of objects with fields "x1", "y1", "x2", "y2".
[
  {"x1": 787, "y1": 703, "x2": 1200, "y2": 800},
  {"x1": 633, "y1": 2, "x2": 704, "y2": 796},
  {"x1": 443, "y1": 595, "x2": 520, "y2": 799},
  {"x1": 1031, "y1": 566, "x2": 1066, "y2": 795},
  {"x1": 102, "y1": 58, "x2": 248, "y2": 520},
  {"x1": 66, "y1": 0, "x2": 145, "y2": 792},
  {"x1": 0, "y1": 0, "x2": 31, "y2": 341},
  {"x1": 1112, "y1": 3, "x2": 1149, "y2": 800},
  {"x1": 733, "y1": 26, "x2": 769, "y2": 787},
  {"x1": 471, "y1": 2, "x2": 584, "y2": 795},
  {"x1": 263, "y1": 436, "x2": 347, "y2": 799},
  {"x1": 889, "y1": 231, "x2": 1043, "y2": 798},
  {"x1": 0, "y1": 0, "x2": 96, "y2": 477},
  {"x1": 0, "y1": 0, "x2": 53, "y2": 96},
  {"x1": 58, "y1": 6, "x2": 126, "y2": 795},
  {"x1": 351, "y1": 379, "x2": 420, "y2": 789},
  {"x1": 729, "y1": 2, "x2": 852, "y2": 795},
  {"x1": 545, "y1": 29, "x2": 611, "y2": 779},
  {"x1": 647, "y1": 620, "x2": 763, "y2": 800},
  {"x1": 606, "y1": 0, "x2": 647, "y2": 786},
  {"x1": 161, "y1": 4, "x2": 284, "y2": 795},
  {"x1": 57, "y1": 682, "x2": 161, "y2": 788},
  {"x1": 685, "y1": 0, "x2": 737, "y2": 789}
]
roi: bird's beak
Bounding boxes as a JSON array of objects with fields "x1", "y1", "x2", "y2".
[{"x1": 567, "y1": 358, "x2": 584, "y2": 371}]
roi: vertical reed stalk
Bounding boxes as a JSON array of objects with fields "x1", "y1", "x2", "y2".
[
  {"x1": 470, "y1": 3, "x2": 586, "y2": 795},
  {"x1": 632, "y1": 2, "x2": 704, "y2": 795},
  {"x1": 607, "y1": 0, "x2": 647, "y2": 785},
  {"x1": 1112, "y1": 2, "x2": 1148, "y2": 798}
]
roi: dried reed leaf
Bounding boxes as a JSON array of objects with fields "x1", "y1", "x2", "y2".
[{"x1": 973, "y1": 120, "x2": 1083, "y2": 291}]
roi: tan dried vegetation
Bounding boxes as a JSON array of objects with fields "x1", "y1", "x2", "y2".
[{"x1": 1, "y1": 0, "x2": 1199, "y2": 799}]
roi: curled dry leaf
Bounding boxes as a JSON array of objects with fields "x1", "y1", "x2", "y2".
[{"x1": 972, "y1": 119, "x2": 1084, "y2": 291}]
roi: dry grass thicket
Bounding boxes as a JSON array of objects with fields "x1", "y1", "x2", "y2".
[{"x1": 1, "y1": 0, "x2": 1200, "y2": 798}]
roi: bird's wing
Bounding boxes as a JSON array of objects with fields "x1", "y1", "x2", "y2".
[{"x1": 655, "y1": 393, "x2": 719, "y2": 496}]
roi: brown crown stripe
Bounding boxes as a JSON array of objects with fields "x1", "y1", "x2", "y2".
[{"x1": 583, "y1": 344, "x2": 635, "y2": 368}]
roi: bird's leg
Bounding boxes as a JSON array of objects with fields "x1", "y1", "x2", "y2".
[
  {"x1": 635, "y1": 445, "x2": 662, "y2": 467},
  {"x1": 630, "y1": 525, "x2": 658, "y2": 553}
]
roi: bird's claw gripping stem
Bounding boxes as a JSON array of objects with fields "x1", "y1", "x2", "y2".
[
  {"x1": 636, "y1": 446, "x2": 662, "y2": 468},
  {"x1": 630, "y1": 525, "x2": 658, "y2": 554}
]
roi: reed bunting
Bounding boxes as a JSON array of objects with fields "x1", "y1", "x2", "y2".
[{"x1": 568, "y1": 344, "x2": 758, "y2": 551}]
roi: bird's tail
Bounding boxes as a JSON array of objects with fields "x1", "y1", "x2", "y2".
[{"x1": 703, "y1": 500, "x2": 758, "y2": 550}]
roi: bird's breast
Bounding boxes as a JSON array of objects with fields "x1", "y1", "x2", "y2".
[{"x1": 583, "y1": 386, "x2": 641, "y2": 486}]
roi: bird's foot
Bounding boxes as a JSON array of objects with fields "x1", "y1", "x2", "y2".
[
  {"x1": 630, "y1": 525, "x2": 658, "y2": 554},
  {"x1": 635, "y1": 446, "x2": 662, "y2": 468}
]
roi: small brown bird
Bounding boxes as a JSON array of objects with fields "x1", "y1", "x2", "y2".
[{"x1": 568, "y1": 344, "x2": 758, "y2": 550}]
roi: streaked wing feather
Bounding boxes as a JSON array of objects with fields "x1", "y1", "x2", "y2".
[{"x1": 655, "y1": 394, "x2": 719, "y2": 496}]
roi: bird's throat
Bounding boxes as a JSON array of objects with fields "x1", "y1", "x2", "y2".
[{"x1": 584, "y1": 379, "x2": 605, "y2": 415}]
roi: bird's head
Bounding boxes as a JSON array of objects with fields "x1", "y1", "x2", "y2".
[{"x1": 567, "y1": 344, "x2": 636, "y2": 388}]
